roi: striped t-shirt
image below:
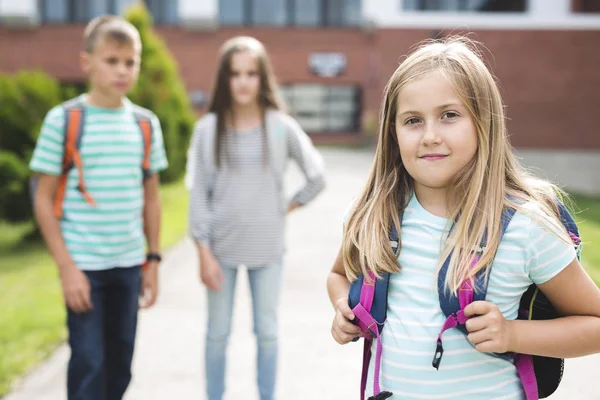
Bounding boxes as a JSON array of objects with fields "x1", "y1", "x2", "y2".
[
  {"x1": 353, "y1": 194, "x2": 576, "y2": 399},
  {"x1": 29, "y1": 95, "x2": 168, "y2": 271},
  {"x1": 189, "y1": 117, "x2": 326, "y2": 267}
]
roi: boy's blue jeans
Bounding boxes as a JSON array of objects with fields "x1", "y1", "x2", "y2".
[
  {"x1": 66, "y1": 266, "x2": 141, "y2": 400},
  {"x1": 205, "y1": 261, "x2": 283, "y2": 400}
]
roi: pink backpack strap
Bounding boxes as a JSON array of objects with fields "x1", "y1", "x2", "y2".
[
  {"x1": 514, "y1": 354, "x2": 539, "y2": 400},
  {"x1": 351, "y1": 271, "x2": 392, "y2": 400}
]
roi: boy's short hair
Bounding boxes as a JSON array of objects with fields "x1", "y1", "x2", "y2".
[{"x1": 83, "y1": 15, "x2": 141, "y2": 53}]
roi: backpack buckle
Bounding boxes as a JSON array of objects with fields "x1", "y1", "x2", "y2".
[
  {"x1": 368, "y1": 391, "x2": 393, "y2": 400},
  {"x1": 432, "y1": 339, "x2": 444, "y2": 370}
]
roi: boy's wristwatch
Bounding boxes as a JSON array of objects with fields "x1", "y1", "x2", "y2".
[
  {"x1": 142, "y1": 252, "x2": 162, "y2": 271},
  {"x1": 146, "y1": 252, "x2": 162, "y2": 263}
]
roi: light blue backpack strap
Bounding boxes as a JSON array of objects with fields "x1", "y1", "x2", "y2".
[
  {"x1": 184, "y1": 113, "x2": 217, "y2": 194},
  {"x1": 202, "y1": 113, "x2": 217, "y2": 196},
  {"x1": 265, "y1": 109, "x2": 289, "y2": 211},
  {"x1": 265, "y1": 109, "x2": 288, "y2": 183}
]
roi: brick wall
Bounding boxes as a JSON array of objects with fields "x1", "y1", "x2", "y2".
[{"x1": 1, "y1": 25, "x2": 598, "y2": 148}]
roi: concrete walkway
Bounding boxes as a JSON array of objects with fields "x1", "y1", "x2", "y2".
[{"x1": 4, "y1": 148, "x2": 599, "y2": 400}]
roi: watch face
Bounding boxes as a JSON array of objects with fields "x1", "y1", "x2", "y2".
[{"x1": 147, "y1": 253, "x2": 162, "y2": 262}]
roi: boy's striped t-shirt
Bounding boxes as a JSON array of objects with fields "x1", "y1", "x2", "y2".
[
  {"x1": 29, "y1": 96, "x2": 168, "y2": 271},
  {"x1": 347, "y1": 194, "x2": 576, "y2": 399}
]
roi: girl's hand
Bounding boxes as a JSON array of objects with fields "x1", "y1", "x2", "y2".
[
  {"x1": 287, "y1": 203, "x2": 301, "y2": 213},
  {"x1": 331, "y1": 297, "x2": 362, "y2": 344},
  {"x1": 464, "y1": 301, "x2": 515, "y2": 353},
  {"x1": 199, "y1": 252, "x2": 224, "y2": 292}
]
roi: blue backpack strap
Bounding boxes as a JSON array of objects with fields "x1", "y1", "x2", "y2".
[
  {"x1": 556, "y1": 199, "x2": 578, "y2": 237},
  {"x1": 438, "y1": 207, "x2": 517, "y2": 331},
  {"x1": 433, "y1": 207, "x2": 517, "y2": 369},
  {"x1": 555, "y1": 198, "x2": 582, "y2": 262}
]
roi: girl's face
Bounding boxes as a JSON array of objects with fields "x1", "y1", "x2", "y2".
[
  {"x1": 229, "y1": 50, "x2": 261, "y2": 107},
  {"x1": 394, "y1": 72, "x2": 478, "y2": 194}
]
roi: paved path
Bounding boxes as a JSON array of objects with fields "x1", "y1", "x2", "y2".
[{"x1": 4, "y1": 148, "x2": 598, "y2": 399}]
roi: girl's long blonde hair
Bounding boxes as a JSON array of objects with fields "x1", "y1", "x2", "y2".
[{"x1": 343, "y1": 36, "x2": 570, "y2": 293}]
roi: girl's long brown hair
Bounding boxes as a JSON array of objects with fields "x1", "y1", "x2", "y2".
[{"x1": 207, "y1": 36, "x2": 286, "y2": 166}]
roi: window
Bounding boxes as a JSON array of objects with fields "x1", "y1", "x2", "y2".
[
  {"x1": 144, "y1": 0, "x2": 179, "y2": 24},
  {"x1": 326, "y1": 0, "x2": 361, "y2": 26},
  {"x1": 39, "y1": 0, "x2": 137, "y2": 23},
  {"x1": 573, "y1": 0, "x2": 600, "y2": 13},
  {"x1": 40, "y1": 0, "x2": 91, "y2": 23},
  {"x1": 252, "y1": 0, "x2": 287, "y2": 26},
  {"x1": 402, "y1": 0, "x2": 527, "y2": 12},
  {"x1": 280, "y1": 84, "x2": 361, "y2": 133},
  {"x1": 219, "y1": 0, "x2": 362, "y2": 27},
  {"x1": 220, "y1": 0, "x2": 245, "y2": 25},
  {"x1": 293, "y1": 0, "x2": 321, "y2": 26}
]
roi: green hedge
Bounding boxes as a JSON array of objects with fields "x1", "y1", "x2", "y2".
[
  {"x1": 126, "y1": 3, "x2": 196, "y2": 183},
  {"x1": 0, "y1": 71, "x2": 63, "y2": 222}
]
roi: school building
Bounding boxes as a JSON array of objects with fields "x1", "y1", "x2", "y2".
[{"x1": 1, "y1": 0, "x2": 599, "y2": 193}]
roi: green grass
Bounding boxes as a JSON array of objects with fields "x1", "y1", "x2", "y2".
[
  {"x1": 158, "y1": 180, "x2": 189, "y2": 249},
  {"x1": 0, "y1": 180, "x2": 189, "y2": 397},
  {"x1": 569, "y1": 194, "x2": 600, "y2": 284}
]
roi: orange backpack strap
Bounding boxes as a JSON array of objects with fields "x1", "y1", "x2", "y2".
[
  {"x1": 54, "y1": 98, "x2": 93, "y2": 218},
  {"x1": 132, "y1": 106, "x2": 153, "y2": 179}
]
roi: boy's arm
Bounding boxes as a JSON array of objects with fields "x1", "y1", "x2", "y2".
[
  {"x1": 140, "y1": 173, "x2": 161, "y2": 309},
  {"x1": 139, "y1": 113, "x2": 168, "y2": 308},
  {"x1": 143, "y1": 173, "x2": 161, "y2": 255},
  {"x1": 35, "y1": 174, "x2": 92, "y2": 313}
]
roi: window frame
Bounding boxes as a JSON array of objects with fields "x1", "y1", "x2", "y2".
[
  {"x1": 280, "y1": 83, "x2": 362, "y2": 133},
  {"x1": 39, "y1": 0, "x2": 120, "y2": 24},
  {"x1": 400, "y1": 0, "x2": 528, "y2": 13},
  {"x1": 143, "y1": 0, "x2": 180, "y2": 25},
  {"x1": 573, "y1": 0, "x2": 600, "y2": 13},
  {"x1": 219, "y1": 0, "x2": 362, "y2": 28}
]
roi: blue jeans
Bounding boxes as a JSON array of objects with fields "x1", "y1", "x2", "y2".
[
  {"x1": 205, "y1": 261, "x2": 283, "y2": 400},
  {"x1": 66, "y1": 266, "x2": 141, "y2": 400}
]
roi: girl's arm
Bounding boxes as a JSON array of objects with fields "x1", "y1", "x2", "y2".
[
  {"x1": 511, "y1": 257, "x2": 600, "y2": 357},
  {"x1": 465, "y1": 257, "x2": 600, "y2": 358},
  {"x1": 187, "y1": 120, "x2": 223, "y2": 291},
  {"x1": 327, "y1": 247, "x2": 351, "y2": 307},
  {"x1": 286, "y1": 117, "x2": 326, "y2": 207},
  {"x1": 465, "y1": 206, "x2": 600, "y2": 358},
  {"x1": 188, "y1": 121, "x2": 212, "y2": 248},
  {"x1": 327, "y1": 246, "x2": 362, "y2": 344}
]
